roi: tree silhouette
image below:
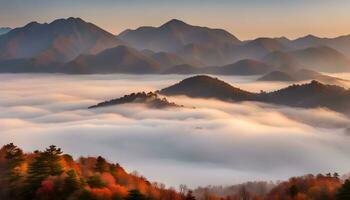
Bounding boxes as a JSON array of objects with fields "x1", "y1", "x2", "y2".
[
  {"x1": 337, "y1": 179, "x2": 350, "y2": 200},
  {"x1": 185, "y1": 190, "x2": 196, "y2": 200},
  {"x1": 124, "y1": 189, "x2": 146, "y2": 200},
  {"x1": 95, "y1": 156, "x2": 107, "y2": 173}
]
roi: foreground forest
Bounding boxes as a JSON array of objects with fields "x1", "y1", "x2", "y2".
[{"x1": 0, "y1": 144, "x2": 350, "y2": 200}]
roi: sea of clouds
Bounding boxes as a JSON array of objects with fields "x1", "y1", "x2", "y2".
[{"x1": 1, "y1": 73, "x2": 350, "y2": 188}]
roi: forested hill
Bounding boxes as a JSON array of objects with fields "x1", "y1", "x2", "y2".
[{"x1": 1, "y1": 144, "x2": 350, "y2": 200}]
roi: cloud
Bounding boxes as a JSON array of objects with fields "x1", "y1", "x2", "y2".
[{"x1": 0, "y1": 74, "x2": 350, "y2": 188}]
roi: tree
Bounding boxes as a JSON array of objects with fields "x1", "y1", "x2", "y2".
[
  {"x1": 95, "y1": 156, "x2": 107, "y2": 173},
  {"x1": 24, "y1": 145, "x2": 63, "y2": 198},
  {"x1": 337, "y1": 179, "x2": 350, "y2": 200},
  {"x1": 289, "y1": 184, "x2": 298, "y2": 198},
  {"x1": 63, "y1": 169, "x2": 81, "y2": 196},
  {"x1": 87, "y1": 175, "x2": 105, "y2": 188},
  {"x1": 4, "y1": 143, "x2": 24, "y2": 170},
  {"x1": 2, "y1": 143, "x2": 24, "y2": 198},
  {"x1": 185, "y1": 190, "x2": 196, "y2": 200},
  {"x1": 44, "y1": 145, "x2": 63, "y2": 176},
  {"x1": 124, "y1": 189, "x2": 147, "y2": 200}
]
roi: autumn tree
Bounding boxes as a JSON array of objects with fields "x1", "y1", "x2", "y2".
[{"x1": 185, "y1": 190, "x2": 196, "y2": 200}]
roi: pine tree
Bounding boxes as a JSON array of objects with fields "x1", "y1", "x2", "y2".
[
  {"x1": 23, "y1": 145, "x2": 64, "y2": 198},
  {"x1": 2, "y1": 143, "x2": 24, "y2": 198},
  {"x1": 63, "y1": 169, "x2": 81, "y2": 196},
  {"x1": 337, "y1": 179, "x2": 350, "y2": 200},
  {"x1": 95, "y1": 156, "x2": 107, "y2": 173},
  {"x1": 124, "y1": 189, "x2": 146, "y2": 200},
  {"x1": 44, "y1": 145, "x2": 63, "y2": 175}
]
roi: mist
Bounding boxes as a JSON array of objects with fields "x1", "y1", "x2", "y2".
[{"x1": 1, "y1": 73, "x2": 350, "y2": 188}]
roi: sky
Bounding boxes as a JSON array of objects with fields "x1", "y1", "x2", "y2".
[{"x1": 1, "y1": 0, "x2": 350, "y2": 40}]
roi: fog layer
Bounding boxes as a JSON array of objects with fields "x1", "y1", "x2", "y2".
[{"x1": 1, "y1": 74, "x2": 350, "y2": 188}]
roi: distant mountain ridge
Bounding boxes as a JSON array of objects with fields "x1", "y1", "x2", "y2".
[
  {"x1": 1, "y1": 17, "x2": 350, "y2": 77},
  {"x1": 118, "y1": 19, "x2": 240, "y2": 53}
]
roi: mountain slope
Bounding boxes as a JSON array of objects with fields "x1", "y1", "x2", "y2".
[
  {"x1": 290, "y1": 46, "x2": 350, "y2": 72},
  {"x1": 64, "y1": 45, "x2": 161, "y2": 74},
  {"x1": 262, "y1": 51, "x2": 303, "y2": 71},
  {"x1": 232, "y1": 38, "x2": 287, "y2": 61},
  {"x1": 204, "y1": 59, "x2": 274, "y2": 75},
  {"x1": 258, "y1": 69, "x2": 347, "y2": 84},
  {"x1": 118, "y1": 19, "x2": 240, "y2": 52},
  {"x1": 89, "y1": 92, "x2": 182, "y2": 109},
  {"x1": 160, "y1": 75, "x2": 254, "y2": 100},
  {"x1": 261, "y1": 80, "x2": 350, "y2": 113},
  {"x1": 291, "y1": 34, "x2": 350, "y2": 57},
  {"x1": 0, "y1": 17, "x2": 122, "y2": 63},
  {"x1": 0, "y1": 27, "x2": 11, "y2": 35},
  {"x1": 160, "y1": 75, "x2": 350, "y2": 114}
]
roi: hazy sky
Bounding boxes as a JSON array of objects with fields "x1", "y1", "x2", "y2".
[{"x1": 1, "y1": 0, "x2": 350, "y2": 40}]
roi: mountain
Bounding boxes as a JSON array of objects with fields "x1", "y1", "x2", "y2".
[
  {"x1": 0, "y1": 17, "x2": 122, "y2": 63},
  {"x1": 232, "y1": 38, "x2": 287, "y2": 61},
  {"x1": 290, "y1": 46, "x2": 350, "y2": 72},
  {"x1": 150, "y1": 51, "x2": 201, "y2": 67},
  {"x1": 160, "y1": 75, "x2": 254, "y2": 100},
  {"x1": 64, "y1": 45, "x2": 161, "y2": 74},
  {"x1": 259, "y1": 69, "x2": 347, "y2": 85},
  {"x1": 262, "y1": 51, "x2": 303, "y2": 71},
  {"x1": 160, "y1": 75, "x2": 350, "y2": 114},
  {"x1": 176, "y1": 43, "x2": 236, "y2": 66},
  {"x1": 0, "y1": 27, "x2": 11, "y2": 35},
  {"x1": 118, "y1": 19, "x2": 240, "y2": 53},
  {"x1": 89, "y1": 92, "x2": 182, "y2": 109},
  {"x1": 161, "y1": 64, "x2": 199, "y2": 74},
  {"x1": 204, "y1": 59, "x2": 274, "y2": 75},
  {"x1": 258, "y1": 71, "x2": 295, "y2": 82},
  {"x1": 261, "y1": 80, "x2": 350, "y2": 113},
  {"x1": 291, "y1": 34, "x2": 350, "y2": 57}
]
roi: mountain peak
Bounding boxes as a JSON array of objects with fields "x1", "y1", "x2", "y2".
[
  {"x1": 161, "y1": 19, "x2": 188, "y2": 27},
  {"x1": 160, "y1": 75, "x2": 253, "y2": 100}
]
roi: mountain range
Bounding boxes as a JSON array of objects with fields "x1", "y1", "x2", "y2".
[
  {"x1": 1, "y1": 17, "x2": 350, "y2": 83},
  {"x1": 160, "y1": 75, "x2": 350, "y2": 115}
]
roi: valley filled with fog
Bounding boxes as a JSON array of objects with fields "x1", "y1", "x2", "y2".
[{"x1": 1, "y1": 73, "x2": 350, "y2": 188}]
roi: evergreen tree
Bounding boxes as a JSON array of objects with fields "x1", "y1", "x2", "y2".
[
  {"x1": 87, "y1": 175, "x2": 105, "y2": 188},
  {"x1": 63, "y1": 169, "x2": 81, "y2": 196},
  {"x1": 337, "y1": 179, "x2": 350, "y2": 200},
  {"x1": 124, "y1": 189, "x2": 146, "y2": 200},
  {"x1": 23, "y1": 145, "x2": 63, "y2": 199},
  {"x1": 95, "y1": 156, "x2": 107, "y2": 173},
  {"x1": 44, "y1": 145, "x2": 63, "y2": 176},
  {"x1": 3, "y1": 143, "x2": 24, "y2": 198},
  {"x1": 23, "y1": 151, "x2": 51, "y2": 198}
]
